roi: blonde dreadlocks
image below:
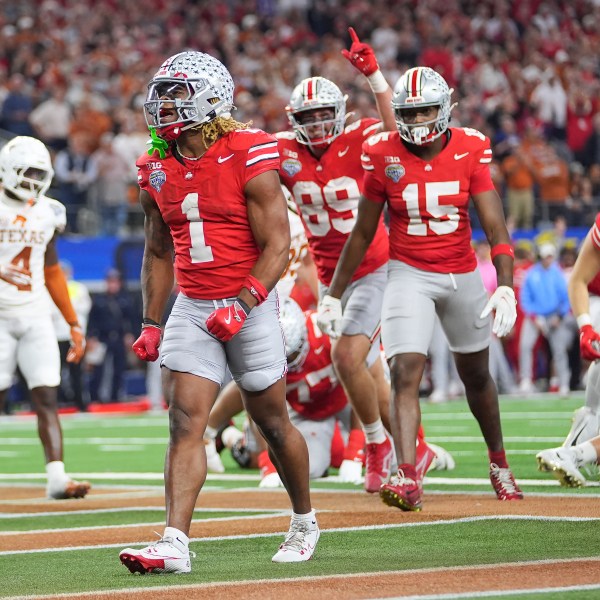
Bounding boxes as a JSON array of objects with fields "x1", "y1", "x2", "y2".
[{"x1": 192, "y1": 116, "x2": 252, "y2": 147}]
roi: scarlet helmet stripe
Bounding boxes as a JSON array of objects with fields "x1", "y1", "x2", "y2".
[
  {"x1": 304, "y1": 78, "x2": 315, "y2": 101},
  {"x1": 408, "y1": 67, "x2": 422, "y2": 98}
]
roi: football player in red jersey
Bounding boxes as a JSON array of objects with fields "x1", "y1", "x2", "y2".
[
  {"x1": 119, "y1": 51, "x2": 319, "y2": 574},
  {"x1": 277, "y1": 29, "x2": 399, "y2": 494},
  {"x1": 321, "y1": 66, "x2": 523, "y2": 511}
]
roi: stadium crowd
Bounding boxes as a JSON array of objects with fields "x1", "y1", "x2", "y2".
[
  {"x1": 0, "y1": 0, "x2": 599, "y2": 235},
  {"x1": 1, "y1": 0, "x2": 600, "y2": 410}
]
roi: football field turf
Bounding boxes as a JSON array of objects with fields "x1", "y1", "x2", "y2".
[{"x1": 1, "y1": 394, "x2": 599, "y2": 599}]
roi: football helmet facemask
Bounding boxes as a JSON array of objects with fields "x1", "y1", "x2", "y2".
[
  {"x1": 391, "y1": 67, "x2": 456, "y2": 145},
  {"x1": 279, "y1": 297, "x2": 309, "y2": 370},
  {"x1": 286, "y1": 77, "x2": 348, "y2": 148},
  {"x1": 0, "y1": 136, "x2": 54, "y2": 203},
  {"x1": 144, "y1": 51, "x2": 235, "y2": 141}
]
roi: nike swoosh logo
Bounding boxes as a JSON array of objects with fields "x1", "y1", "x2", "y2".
[
  {"x1": 454, "y1": 152, "x2": 469, "y2": 160},
  {"x1": 314, "y1": 346, "x2": 324, "y2": 355},
  {"x1": 218, "y1": 154, "x2": 234, "y2": 163},
  {"x1": 338, "y1": 146, "x2": 350, "y2": 157},
  {"x1": 224, "y1": 311, "x2": 232, "y2": 325}
]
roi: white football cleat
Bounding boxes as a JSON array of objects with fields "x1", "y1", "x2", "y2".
[
  {"x1": 536, "y1": 447, "x2": 586, "y2": 488},
  {"x1": 46, "y1": 478, "x2": 91, "y2": 499},
  {"x1": 120, "y1": 536, "x2": 195, "y2": 574},
  {"x1": 272, "y1": 517, "x2": 320, "y2": 563},
  {"x1": 427, "y1": 442, "x2": 456, "y2": 471},
  {"x1": 259, "y1": 471, "x2": 283, "y2": 488}
]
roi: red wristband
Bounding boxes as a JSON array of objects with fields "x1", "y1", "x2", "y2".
[
  {"x1": 490, "y1": 243, "x2": 514, "y2": 260},
  {"x1": 243, "y1": 275, "x2": 269, "y2": 305}
]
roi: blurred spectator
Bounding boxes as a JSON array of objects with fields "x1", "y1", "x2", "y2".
[
  {"x1": 581, "y1": 113, "x2": 600, "y2": 170},
  {"x1": 86, "y1": 269, "x2": 136, "y2": 403},
  {"x1": 90, "y1": 132, "x2": 130, "y2": 237},
  {"x1": 519, "y1": 243, "x2": 574, "y2": 395},
  {"x1": 0, "y1": 74, "x2": 34, "y2": 136},
  {"x1": 54, "y1": 132, "x2": 98, "y2": 234},
  {"x1": 50, "y1": 262, "x2": 92, "y2": 412},
  {"x1": 68, "y1": 95, "x2": 112, "y2": 153},
  {"x1": 29, "y1": 86, "x2": 72, "y2": 153},
  {"x1": 501, "y1": 143, "x2": 536, "y2": 230},
  {"x1": 566, "y1": 89, "x2": 595, "y2": 165},
  {"x1": 530, "y1": 67, "x2": 567, "y2": 141}
]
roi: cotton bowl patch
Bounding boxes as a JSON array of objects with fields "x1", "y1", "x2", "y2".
[
  {"x1": 282, "y1": 159, "x2": 302, "y2": 177},
  {"x1": 149, "y1": 170, "x2": 167, "y2": 192},
  {"x1": 385, "y1": 164, "x2": 405, "y2": 183}
]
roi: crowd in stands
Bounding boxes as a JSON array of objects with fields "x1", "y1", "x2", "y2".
[{"x1": 0, "y1": 0, "x2": 599, "y2": 235}]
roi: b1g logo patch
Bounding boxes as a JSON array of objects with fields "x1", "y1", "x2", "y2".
[
  {"x1": 149, "y1": 170, "x2": 166, "y2": 192},
  {"x1": 385, "y1": 164, "x2": 405, "y2": 183},
  {"x1": 282, "y1": 159, "x2": 302, "y2": 177}
]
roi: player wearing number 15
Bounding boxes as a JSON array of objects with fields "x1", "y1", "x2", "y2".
[
  {"x1": 323, "y1": 66, "x2": 522, "y2": 510},
  {"x1": 120, "y1": 51, "x2": 318, "y2": 574}
]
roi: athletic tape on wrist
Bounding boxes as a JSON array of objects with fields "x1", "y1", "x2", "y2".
[
  {"x1": 577, "y1": 314, "x2": 592, "y2": 329},
  {"x1": 367, "y1": 70, "x2": 388, "y2": 93}
]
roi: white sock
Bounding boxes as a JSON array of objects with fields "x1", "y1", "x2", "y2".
[
  {"x1": 363, "y1": 419, "x2": 386, "y2": 444},
  {"x1": 292, "y1": 509, "x2": 317, "y2": 528},
  {"x1": 164, "y1": 527, "x2": 189, "y2": 551},
  {"x1": 46, "y1": 461, "x2": 68, "y2": 487},
  {"x1": 575, "y1": 442, "x2": 598, "y2": 466}
]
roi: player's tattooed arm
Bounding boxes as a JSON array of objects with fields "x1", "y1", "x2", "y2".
[{"x1": 139, "y1": 189, "x2": 174, "y2": 324}]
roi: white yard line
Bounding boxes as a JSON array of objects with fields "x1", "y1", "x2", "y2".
[
  {"x1": 3, "y1": 556, "x2": 599, "y2": 600},
  {"x1": 1, "y1": 515, "x2": 598, "y2": 555}
]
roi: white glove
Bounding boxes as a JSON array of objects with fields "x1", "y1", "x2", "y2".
[
  {"x1": 316, "y1": 294, "x2": 343, "y2": 338},
  {"x1": 337, "y1": 459, "x2": 364, "y2": 484},
  {"x1": 480, "y1": 285, "x2": 517, "y2": 338}
]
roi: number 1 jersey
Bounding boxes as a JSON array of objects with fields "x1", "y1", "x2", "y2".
[{"x1": 137, "y1": 129, "x2": 280, "y2": 299}]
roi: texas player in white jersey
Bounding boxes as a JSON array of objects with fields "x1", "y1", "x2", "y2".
[
  {"x1": 323, "y1": 66, "x2": 522, "y2": 511},
  {"x1": 0, "y1": 136, "x2": 88, "y2": 500},
  {"x1": 277, "y1": 30, "x2": 399, "y2": 495}
]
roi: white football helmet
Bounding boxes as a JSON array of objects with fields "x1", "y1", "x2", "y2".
[
  {"x1": 286, "y1": 77, "x2": 347, "y2": 148},
  {"x1": 391, "y1": 67, "x2": 456, "y2": 145},
  {"x1": 0, "y1": 136, "x2": 54, "y2": 203},
  {"x1": 144, "y1": 51, "x2": 235, "y2": 141},
  {"x1": 279, "y1": 297, "x2": 309, "y2": 370}
]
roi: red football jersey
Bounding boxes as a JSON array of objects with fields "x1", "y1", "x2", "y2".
[
  {"x1": 588, "y1": 213, "x2": 600, "y2": 296},
  {"x1": 286, "y1": 311, "x2": 348, "y2": 420},
  {"x1": 137, "y1": 129, "x2": 280, "y2": 299},
  {"x1": 362, "y1": 127, "x2": 495, "y2": 274},
  {"x1": 277, "y1": 118, "x2": 389, "y2": 286}
]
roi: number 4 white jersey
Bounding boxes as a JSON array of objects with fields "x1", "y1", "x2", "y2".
[
  {"x1": 362, "y1": 127, "x2": 495, "y2": 274},
  {"x1": 0, "y1": 194, "x2": 66, "y2": 316}
]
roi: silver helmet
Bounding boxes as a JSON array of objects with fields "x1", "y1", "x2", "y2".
[
  {"x1": 0, "y1": 136, "x2": 54, "y2": 203},
  {"x1": 286, "y1": 77, "x2": 347, "y2": 148},
  {"x1": 144, "y1": 51, "x2": 235, "y2": 141},
  {"x1": 279, "y1": 297, "x2": 309, "y2": 370},
  {"x1": 391, "y1": 67, "x2": 456, "y2": 145}
]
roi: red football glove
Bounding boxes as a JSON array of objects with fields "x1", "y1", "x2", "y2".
[
  {"x1": 132, "y1": 325, "x2": 162, "y2": 362},
  {"x1": 341, "y1": 27, "x2": 379, "y2": 76},
  {"x1": 580, "y1": 324, "x2": 600, "y2": 361},
  {"x1": 206, "y1": 301, "x2": 248, "y2": 342}
]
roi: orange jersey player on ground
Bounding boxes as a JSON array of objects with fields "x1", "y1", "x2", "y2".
[{"x1": 324, "y1": 66, "x2": 522, "y2": 511}]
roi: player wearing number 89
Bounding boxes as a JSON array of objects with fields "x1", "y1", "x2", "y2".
[
  {"x1": 121, "y1": 51, "x2": 318, "y2": 573},
  {"x1": 323, "y1": 66, "x2": 522, "y2": 510},
  {"x1": 277, "y1": 28, "x2": 399, "y2": 494}
]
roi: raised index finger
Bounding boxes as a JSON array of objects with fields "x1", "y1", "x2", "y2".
[{"x1": 348, "y1": 27, "x2": 360, "y2": 44}]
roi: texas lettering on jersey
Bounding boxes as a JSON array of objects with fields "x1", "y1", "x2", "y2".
[
  {"x1": 0, "y1": 196, "x2": 66, "y2": 315},
  {"x1": 286, "y1": 312, "x2": 347, "y2": 420},
  {"x1": 277, "y1": 118, "x2": 389, "y2": 286},
  {"x1": 136, "y1": 129, "x2": 280, "y2": 299},
  {"x1": 362, "y1": 127, "x2": 495, "y2": 274}
]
